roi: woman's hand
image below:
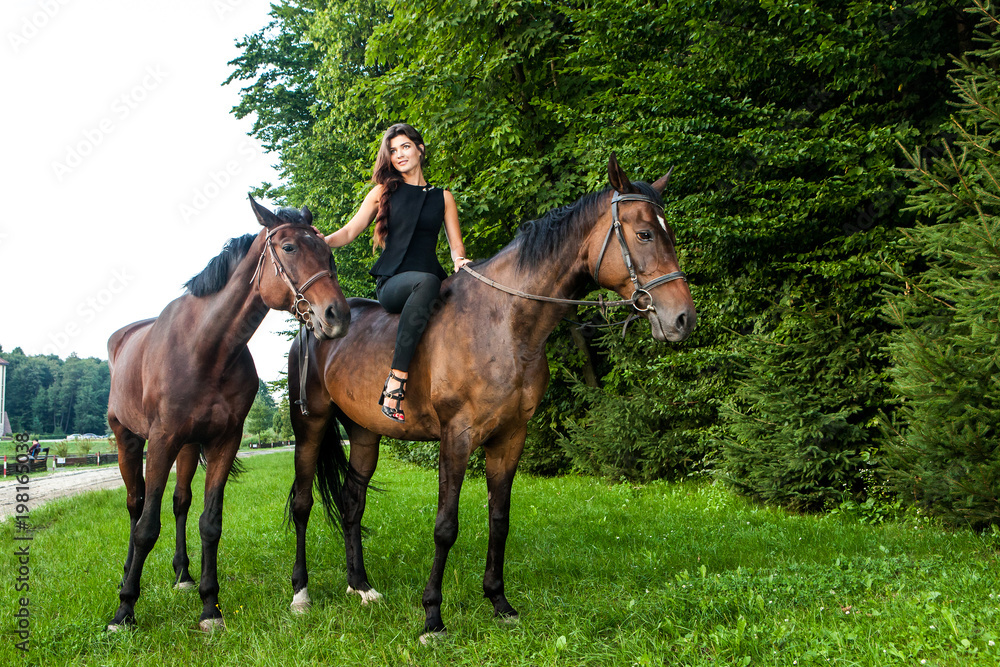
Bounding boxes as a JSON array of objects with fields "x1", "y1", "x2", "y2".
[{"x1": 454, "y1": 257, "x2": 472, "y2": 273}]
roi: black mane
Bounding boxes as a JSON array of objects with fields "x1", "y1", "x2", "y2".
[
  {"x1": 183, "y1": 208, "x2": 311, "y2": 297},
  {"x1": 514, "y1": 181, "x2": 661, "y2": 270},
  {"x1": 183, "y1": 234, "x2": 256, "y2": 297}
]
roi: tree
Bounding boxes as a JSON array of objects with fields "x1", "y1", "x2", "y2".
[
  {"x1": 884, "y1": 0, "x2": 1000, "y2": 529},
  {"x1": 272, "y1": 401, "x2": 293, "y2": 440},
  {"x1": 244, "y1": 379, "x2": 277, "y2": 441}
]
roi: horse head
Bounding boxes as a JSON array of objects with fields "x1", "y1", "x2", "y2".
[
  {"x1": 249, "y1": 196, "x2": 350, "y2": 340},
  {"x1": 589, "y1": 154, "x2": 696, "y2": 342}
]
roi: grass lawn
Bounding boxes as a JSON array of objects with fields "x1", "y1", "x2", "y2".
[{"x1": 1, "y1": 451, "x2": 997, "y2": 666}]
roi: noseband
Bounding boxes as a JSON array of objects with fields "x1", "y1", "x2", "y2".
[
  {"x1": 591, "y1": 191, "x2": 687, "y2": 312},
  {"x1": 250, "y1": 223, "x2": 333, "y2": 331}
]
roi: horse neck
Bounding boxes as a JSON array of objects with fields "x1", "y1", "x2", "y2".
[
  {"x1": 476, "y1": 233, "x2": 592, "y2": 350},
  {"x1": 191, "y1": 233, "x2": 270, "y2": 360}
]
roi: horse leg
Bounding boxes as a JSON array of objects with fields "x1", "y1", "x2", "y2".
[
  {"x1": 109, "y1": 435, "x2": 179, "y2": 630},
  {"x1": 171, "y1": 443, "x2": 199, "y2": 589},
  {"x1": 343, "y1": 419, "x2": 381, "y2": 604},
  {"x1": 420, "y1": 430, "x2": 473, "y2": 640},
  {"x1": 110, "y1": 418, "x2": 145, "y2": 588},
  {"x1": 288, "y1": 409, "x2": 328, "y2": 614},
  {"x1": 482, "y1": 426, "x2": 527, "y2": 623},
  {"x1": 195, "y1": 437, "x2": 240, "y2": 631}
]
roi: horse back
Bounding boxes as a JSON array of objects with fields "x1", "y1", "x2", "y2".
[
  {"x1": 108, "y1": 318, "x2": 156, "y2": 372},
  {"x1": 315, "y1": 289, "x2": 543, "y2": 441}
]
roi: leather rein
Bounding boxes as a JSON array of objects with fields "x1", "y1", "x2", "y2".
[{"x1": 461, "y1": 190, "x2": 687, "y2": 317}]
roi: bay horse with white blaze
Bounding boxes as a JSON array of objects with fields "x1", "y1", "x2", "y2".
[
  {"x1": 287, "y1": 155, "x2": 696, "y2": 639},
  {"x1": 105, "y1": 197, "x2": 349, "y2": 631}
]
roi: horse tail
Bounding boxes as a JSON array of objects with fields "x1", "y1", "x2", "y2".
[
  {"x1": 312, "y1": 419, "x2": 347, "y2": 532},
  {"x1": 197, "y1": 444, "x2": 246, "y2": 481},
  {"x1": 228, "y1": 455, "x2": 247, "y2": 481},
  {"x1": 284, "y1": 417, "x2": 353, "y2": 534}
]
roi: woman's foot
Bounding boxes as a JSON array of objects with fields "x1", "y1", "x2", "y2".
[{"x1": 379, "y1": 370, "x2": 407, "y2": 422}]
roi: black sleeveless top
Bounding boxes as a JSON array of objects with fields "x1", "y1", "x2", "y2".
[{"x1": 369, "y1": 182, "x2": 448, "y2": 282}]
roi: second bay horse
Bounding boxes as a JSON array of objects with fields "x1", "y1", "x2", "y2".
[
  {"x1": 105, "y1": 197, "x2": 350, "y2": 631},
  {"x1": 287, "y1": 154, "x2": 696, "y2": 639}
]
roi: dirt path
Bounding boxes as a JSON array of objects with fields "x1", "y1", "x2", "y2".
[{"x1": 0, "y1": 447, "x2": 293, "y2": 522}]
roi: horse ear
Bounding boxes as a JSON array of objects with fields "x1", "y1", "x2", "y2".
[
  {"x1": 608, "y1": 152, "x2": 636, "y2": 194},
  {"x1": 300, "y1": 205, "x2": 313, "y2": 226},
  {"x1": 249, "y1": 194, "x2": 281, "y2": 228},
  {"x1": 652, "y1": 166, "x2": 675, "y2": 195}
]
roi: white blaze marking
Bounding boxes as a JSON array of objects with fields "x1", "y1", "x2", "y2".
[{"x1": 657, "y1": 215, "x2": 667, "y2": 233}]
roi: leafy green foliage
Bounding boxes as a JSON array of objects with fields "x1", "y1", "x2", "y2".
[
  {"x1": 227, "y1": 2, "x2": 965, "y2": 505},
  {"x1": 883, "y1": 1, "x2": 1000, "y2": 530}
]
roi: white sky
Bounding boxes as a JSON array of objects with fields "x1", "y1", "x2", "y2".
[{"x1": 1, "y1": 0, "x2": 298, "y2": 387}]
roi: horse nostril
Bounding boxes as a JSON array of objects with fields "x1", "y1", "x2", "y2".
[{"x1": 676, "y1": 311, "x2": 687, "y2": 331}]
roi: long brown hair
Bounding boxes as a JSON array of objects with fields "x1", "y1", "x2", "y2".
[{"x1": 371, "y1": 123, "x2": 426, "y2": 250}]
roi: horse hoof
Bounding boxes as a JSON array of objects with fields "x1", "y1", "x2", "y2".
[
  {"x1": 418, "y1": 630, "x2": 448, "y2": 646},
  {"x1": 198, "y1": 617, "x2": 225, "y2": 633},
  {"x1": 290, "y1": 587, "x2": 311, "y2": 615},
  {"x1": 347, "y1": 586, "x2": 383, "y2": 605},
  {"x1": 107, "y1": 612, "x2": 135, "y2": 632},
  {"x1": 174, "y1": 581, "x2": 197, "y2": 591}
]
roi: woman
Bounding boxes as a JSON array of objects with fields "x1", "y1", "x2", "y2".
[{"x1": 322, "y1": 123, "x2": 471, "y2": 422}]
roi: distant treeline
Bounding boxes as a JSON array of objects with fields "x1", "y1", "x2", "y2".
[{"x1": 1, "y1": 346, "x2": 110, "y2": 436}]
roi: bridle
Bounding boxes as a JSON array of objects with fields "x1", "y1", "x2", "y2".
[
  {"x1": 591, "y1": 191, "x2": 687, "y2": 312},
  {"x1": 249, "y1": 222, "x2": 334, "y2": 331},
  {"x1": 462, "y1": 190, "x2": 687, "y2": 314},
  {"x1": 249, "y1": 222, "x2": 336, "y2": 417}
]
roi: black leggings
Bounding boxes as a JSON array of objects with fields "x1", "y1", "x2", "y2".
[{"x1": 376, "y1": 271, "x2": 442, "y2": 372}]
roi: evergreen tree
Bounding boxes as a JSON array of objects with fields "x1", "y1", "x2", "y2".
[{"x1": 885, "y1": 0, "x2": 1000, "y2": 529}]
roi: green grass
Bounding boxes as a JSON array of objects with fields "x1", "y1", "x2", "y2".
[{"x1": 2, "y1": 452, "x2": 998, "y2": 666}]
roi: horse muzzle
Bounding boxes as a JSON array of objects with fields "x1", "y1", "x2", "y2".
[
  {"x1": 646, "y1": 302, "x2": 696, "y2": 342},
  {"x1": 308, "y1": 303, "x2": 351, "y2": 341}
]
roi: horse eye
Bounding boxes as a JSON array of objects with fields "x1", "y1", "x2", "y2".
[
  {"x1": 282, "y1": 244, "x2": 296, "y2": 253},
  {"x1": 636, "y1": 230, "x2": 653, "y2": 243}
]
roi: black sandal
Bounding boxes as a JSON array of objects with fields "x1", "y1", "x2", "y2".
[{"x1": 378, "y1": 371, "x2": 406, "y2": 422}]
